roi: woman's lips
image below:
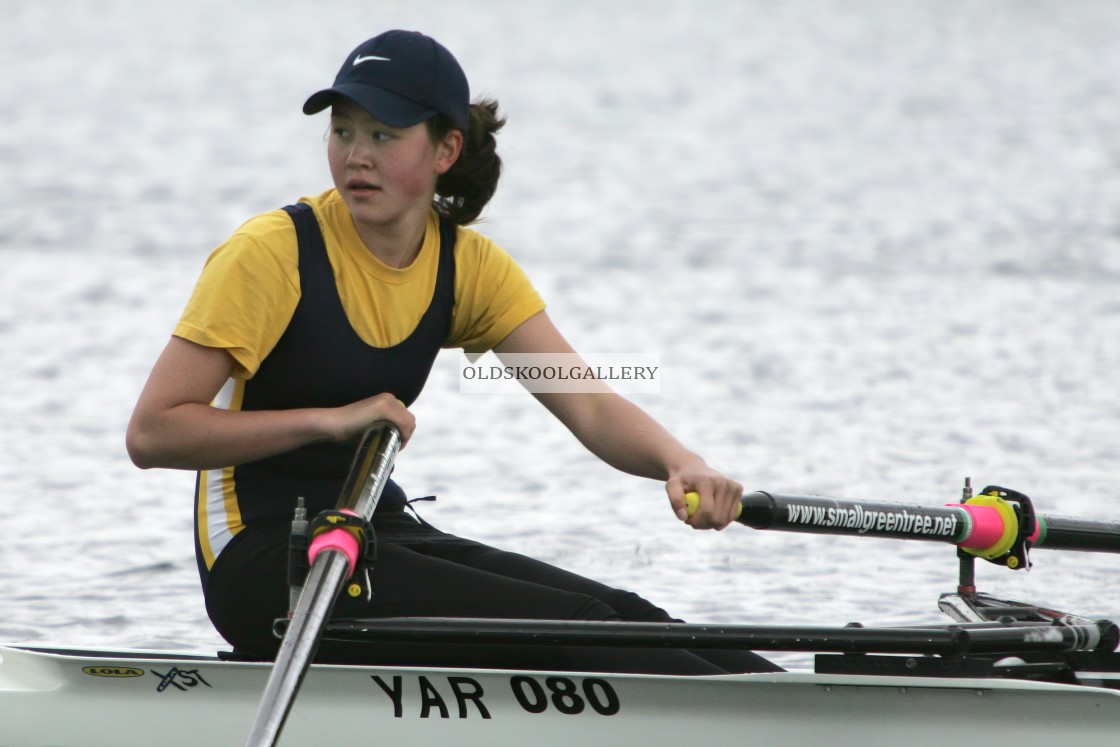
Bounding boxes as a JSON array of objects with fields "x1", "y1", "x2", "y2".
[{"x1": 347, "y1": 179, "x2": 380, "y2": 194}]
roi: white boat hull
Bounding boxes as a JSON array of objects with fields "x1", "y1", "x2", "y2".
[{"x1": 2, "y1": 644, "x2": 1119, "y2": 746}]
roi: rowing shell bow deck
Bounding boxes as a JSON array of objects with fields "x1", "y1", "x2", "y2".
[
  {"x1": 2, "y1": 615, "x2": 1119, "y2": 747},
  {"x1": 3, "y1": 477, "x2": 1119, "y2": 745}
]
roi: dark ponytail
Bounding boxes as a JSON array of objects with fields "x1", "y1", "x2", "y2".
[{"x1": 428, "y1": 98, "x2": 506, "y2": 225}]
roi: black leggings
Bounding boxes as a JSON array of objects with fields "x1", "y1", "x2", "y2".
[{"x1": 205, "y1": 510, "x2": 780, "y2": 674}]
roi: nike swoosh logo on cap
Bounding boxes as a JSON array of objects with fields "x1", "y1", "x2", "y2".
[{"x1": 353, "y1": 54, "x2": 391, "y2": 65}]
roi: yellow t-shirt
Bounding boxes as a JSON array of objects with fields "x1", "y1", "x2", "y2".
[{"x1": 174, "y1": 189, "x2": 545, "y2": 377}]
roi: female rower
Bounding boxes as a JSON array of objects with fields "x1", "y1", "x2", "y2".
[{"x1": 127, "y1": 30, "x2": 778, "y2": 674}]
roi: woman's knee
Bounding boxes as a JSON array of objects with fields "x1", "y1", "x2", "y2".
[{"x1": 594, "y1": 589, "x2": 675, "y2": 622}]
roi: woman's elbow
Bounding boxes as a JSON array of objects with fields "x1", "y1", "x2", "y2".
[
  {"x1": 125, "y1": 416, "x2": 168, "y2": 469},
  {"x1": 126, "y1": 427, "x2": 155, "y2": 469}
]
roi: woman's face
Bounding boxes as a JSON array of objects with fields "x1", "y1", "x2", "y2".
[{"x1": 327, "y1": 100, "x2": 460, "y2": 235}]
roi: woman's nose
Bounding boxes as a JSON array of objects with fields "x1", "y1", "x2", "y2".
[{"x1": 346, "y1": 136, "x2": 375, "y2": 167}]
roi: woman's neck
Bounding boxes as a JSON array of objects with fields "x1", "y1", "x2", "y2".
[{"x1": 352, "y1": 206, "x2": 430, "y2": 269}]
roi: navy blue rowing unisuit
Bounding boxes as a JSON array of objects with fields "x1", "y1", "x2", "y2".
[{"x1": 194, "y1": 201, "x2": 456, "y2": 586}]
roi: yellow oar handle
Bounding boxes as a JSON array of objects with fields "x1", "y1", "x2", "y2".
[{"x1": 684, "y1": 491, "x2": 744, "y2": 519}]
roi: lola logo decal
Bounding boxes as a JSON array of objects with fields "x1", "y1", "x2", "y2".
[{"x1": 83, "y1": 665, "x2": 145, "y2": 678}]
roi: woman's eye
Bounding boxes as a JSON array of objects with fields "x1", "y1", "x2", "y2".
[
  {"x1": 372, "y1": 130, "x2": 392, "y2": 142},
  {"x1": 332, "y1": 126, "x2": 351, "y2": 139}
]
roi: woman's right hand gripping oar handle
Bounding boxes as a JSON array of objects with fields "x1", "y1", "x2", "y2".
[{"x1": 685, "y1": 491, "x2": 744, "y2": 521}]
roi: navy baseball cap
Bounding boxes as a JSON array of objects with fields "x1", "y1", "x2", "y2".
[{"x1": 303, "y1": 31, "x2": 470, "y2": 129}]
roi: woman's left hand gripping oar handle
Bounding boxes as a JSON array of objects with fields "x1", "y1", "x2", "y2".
[{"x1": 685, "y1": 491, "x2": 744, "y2": 522}]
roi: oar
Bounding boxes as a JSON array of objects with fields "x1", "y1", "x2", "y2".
[
  {"x1": 245, "y1": 422, "x2": 401, "y2": 747},
  {"x1": 311, "y1": 615, "x2": 1117, "y2": 656},
  {"x1": 685, "y1": 486, "x2": 1120, "y2": 559}
]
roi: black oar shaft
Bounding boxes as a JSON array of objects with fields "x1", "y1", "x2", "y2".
[
  {"x1": 314, "y1": 617, "x2": 1115, "y2": 656},
  {"x1": 734, "y1": 491, "x2": 1120, "y2": 555},
  {"x1": 1038, "y1": 514, "x2": 1120, "y2": 553},
  {"x1": 738, "y1": 492, "x2": 968, "y2": 544},
  {"x1": 245, "y1": 423, "x2": 401, "y2": 747}
]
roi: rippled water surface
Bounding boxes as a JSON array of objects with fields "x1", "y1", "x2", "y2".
[{"x1": 2, "y1": 1, "x2": 1119, "y2": 662}]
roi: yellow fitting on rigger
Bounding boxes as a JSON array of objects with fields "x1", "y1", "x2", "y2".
[
  {"x1": 347, "y1": 583, "x2": 363, "y2": 598},
  {"x1": 961, "y1": 492, "x2": 1019, "y2": 560}
]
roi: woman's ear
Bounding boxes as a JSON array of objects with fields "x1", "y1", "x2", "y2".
[{"x1": 435, "y1": 129, "x2": 464, "y2": 175}]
